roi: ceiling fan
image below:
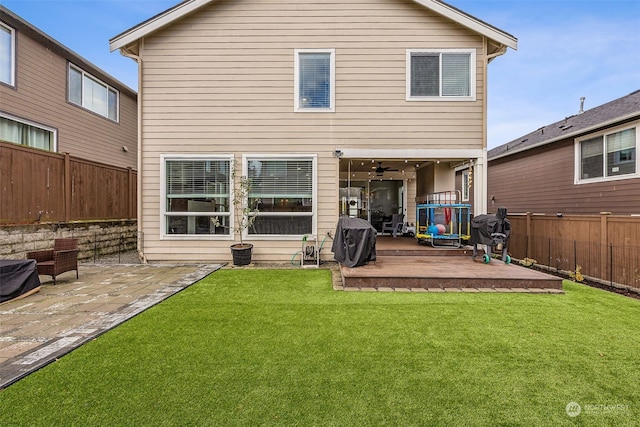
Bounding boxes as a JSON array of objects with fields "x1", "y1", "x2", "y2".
[{"x1": 373, "y1": 162, "x2": 398, "y2": 176}]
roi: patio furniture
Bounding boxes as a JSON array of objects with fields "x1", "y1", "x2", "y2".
[
  {"x1": 27, "y1": 238, "x2": 79, "y2": 285},
  {"x1": 382, "y1": 214, "x2": 404, "y2": 237}
]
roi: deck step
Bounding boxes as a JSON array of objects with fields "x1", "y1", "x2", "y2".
[{"x1": 340, "y1": 253, "x2": 563, "y2": 291}]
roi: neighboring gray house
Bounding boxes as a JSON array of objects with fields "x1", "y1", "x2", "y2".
[
  {"x1": 487, "y1": 90, "x2": 640, "y2": 215},
  {"x1": 0, "y1": 6, "x2": 137, "y2": 170}
]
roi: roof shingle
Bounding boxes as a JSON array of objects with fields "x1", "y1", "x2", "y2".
[{"x1": 488, "y1": 90, "x2": 640, "y2": 160}]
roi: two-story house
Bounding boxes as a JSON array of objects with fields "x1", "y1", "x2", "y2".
[
  {"x1": 110, "y1": 0, "x2": 516, "y2": 263},
  {"x1": 1, "y1": 6, "x2": 137, "y2": 170}
]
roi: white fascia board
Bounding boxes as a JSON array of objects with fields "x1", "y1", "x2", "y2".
[
  {"x1": 413, "y1": 0, "x2": 517, "y2": 50},
  {"x1": 340, "y1": 148, "x2": 484, "y2": 159},
  {"x1": 110, "y1": 0, "x2": 212, "y2": 51}
]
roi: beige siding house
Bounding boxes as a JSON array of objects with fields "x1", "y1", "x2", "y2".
[
  {"x1": 110, "y1": 0, "x2": 516, "y2": 263},
  {"x1": 1, "y1": 6, "x2": 137, "y2": 170}
]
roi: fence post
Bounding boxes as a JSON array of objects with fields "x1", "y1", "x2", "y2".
[
  {"x1": 610, "y1": 243, "x2": 613, "y2": 286},
  {"x1": 128, "y1": 167, "x2": 134, "y2": 219},
  {"x1": 574, "y1": 240, "x2": 577, "y2": 273},
  {"x1": 600, "y1": 212, "x2": 611, "y2": 283},
  {"x1": 64, "y1": 153, "x2": 71, "y2": 223},
  {"x1": 526, "y1": 212, "x2": 532, "y2": 258}
]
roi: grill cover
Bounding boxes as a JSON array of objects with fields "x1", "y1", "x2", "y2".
[
  {"x1": 331, "y1": 217, "x2": 377, "y2": 267},
  {"x1": 470, "y1": 207, "x2": 511, "y2": 246}
]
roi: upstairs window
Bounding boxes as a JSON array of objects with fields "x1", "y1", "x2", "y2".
[
  {"x1": 295, "y1": 49, "x2": 335, "y2": 112},
  {"x1": 406, "y1": 49, "x2": 475, "y2": 101},
  {"x1": 0, "y1": 21, "x2": 15, "y2": 86},
  {"x1": 68, "y1": 64, "x2": 119, "y2": 121},
  {"x1": 577, "y1": 126, "x2": 637, "y2": 183}
]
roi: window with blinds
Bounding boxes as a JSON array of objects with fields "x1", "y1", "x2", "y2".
[
  {"x1": 246, "y1": 157, "x2": 314, "y2": 235},
  {"x1": 578, "y1": 127, "x2": 637, "y2": 182},
  {"x1": 580, "y1": 136, "x2": 604, "y2": 179},
  {"x1": 407, "y1": 50, "x2": 474, "y2": 100},
  {"x1": 295, "y1": 49, "x2": 335, "y2": 112},
  {"x1": 164, "y1": 158, "x2": 231, "y2": 236},
  {"x1": 607, "y1": 128, "x2": 636, "y2": 176}
]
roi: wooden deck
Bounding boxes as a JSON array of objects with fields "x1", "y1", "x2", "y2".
[{"x1": 338, "y1": 236, "x2": 563, "y2": 291}]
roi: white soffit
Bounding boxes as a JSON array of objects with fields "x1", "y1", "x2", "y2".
[{"x1": 416, "y1": 0, "x2": 517, "y2": 50}]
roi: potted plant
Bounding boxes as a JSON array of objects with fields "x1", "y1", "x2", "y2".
[{"x1": 219, "y1": 162, "x2": 259, "y2": 266}]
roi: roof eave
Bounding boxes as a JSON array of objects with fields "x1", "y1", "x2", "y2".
[
  {"x1": 110, "y1": 0, "x2": 211, "y2": 52},
  {"x1": 415, "y1": 0, "x2": 517, "y2": 50},
  {"x1": 110, "y1": 0, "x2": 518, "y2": 52},
  {"x1": 488, "y1": 112, "x2": 640, "y2": 161}
]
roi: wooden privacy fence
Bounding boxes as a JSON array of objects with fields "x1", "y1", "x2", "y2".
[
  {"x1": 0, "y1": 141, "x2": 136, "y2": 224},
  {"x1": 508, "y1": 212, "x2": 640, "y2": 290}
]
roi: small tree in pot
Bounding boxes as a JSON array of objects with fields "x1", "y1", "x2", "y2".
[{"x1": 214, "y1": 161, "x2": 259, "y2": 266}]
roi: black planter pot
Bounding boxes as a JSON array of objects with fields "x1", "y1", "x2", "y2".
[{"x1": 230, "y1": 243, "x2": 253, "y2": 266}]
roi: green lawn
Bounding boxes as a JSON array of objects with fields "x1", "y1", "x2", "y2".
[{"x1": 1, "y1": 270, "x2": 638, "y2": 426}]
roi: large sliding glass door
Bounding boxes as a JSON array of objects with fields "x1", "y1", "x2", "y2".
[{"x1": 339, "y1": 179, "x2": 404, "y2": 233}]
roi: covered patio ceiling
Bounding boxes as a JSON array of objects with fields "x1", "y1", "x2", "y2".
[{"x1": 339, "y1": 158, "x2": 471, "y2": 180}]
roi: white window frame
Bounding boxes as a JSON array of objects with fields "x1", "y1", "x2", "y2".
[
  {"x1": 406, "y1": 49, "x2": 476, "y2": 101},
  {"x1": 68, "y1": 63, "x2": 119, "y2": 122},
  {"x1": 160, "y1": 154, "x2": 234, "y2": 240},
  {"x1": 0, "y1": 112, "x2": 57, "y2": 151},
  {"x1": 243, "y1": 154, "x2": 317, "y2": 240},
  {"x1": 294, "y1": 49, "x2": 335, "y2": 112},
  {"x1": 0, "y1": 21, "x2": 16, "y2": 87},
  {"x1": 574, "y1": 123, "x2": 639, "y2": 185}
]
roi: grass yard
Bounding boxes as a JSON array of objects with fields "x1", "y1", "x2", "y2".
[{"x1": 0, "y1": 269, "x2": 638, "y2": 426}]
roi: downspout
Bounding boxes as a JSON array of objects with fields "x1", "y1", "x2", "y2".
[{"x1": 120, "y1": 43, "x2": 147, "y2": 263}]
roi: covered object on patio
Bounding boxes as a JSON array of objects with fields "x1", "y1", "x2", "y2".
[
  {"x1": 332, "y1": 217, "x2": 377, "y2": 268},
  {"x1": 0, "y1": 259, "x2": 41, "y2": 304}
]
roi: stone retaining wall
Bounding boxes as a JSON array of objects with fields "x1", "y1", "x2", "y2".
[{"x1": 0, "y1": 220, "x2": 137, "y2": 262}]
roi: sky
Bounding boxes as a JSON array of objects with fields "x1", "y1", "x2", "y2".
[{"x1": 3, "y1": 0, "x2": 640, "y2": 149}]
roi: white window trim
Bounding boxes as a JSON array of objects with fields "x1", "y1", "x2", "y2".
[
  {"x1": 0, "y1": 112, "x2": 58, "y2": 151},
  {"x1": 574, "y1": 122, "x2": 639, "y2": 185},
  {"x1": 243, "y1": 153, "x2": 317, "y2": 241},
  {"x1": 160, "y1": 154, "x2": 234, "y2": 240},
  {"x1": 68, "y1": 63, "x2": 120, "y2": 122},
  {"x1": 294, "y1": 49, "x2": 335, "y2": 113},
  {"x1": 0, "y1": 21, "x2": 16, "y2": 87},
  {"x1": 405, "y1": 49, "x2": 476, "y2": 102}
]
